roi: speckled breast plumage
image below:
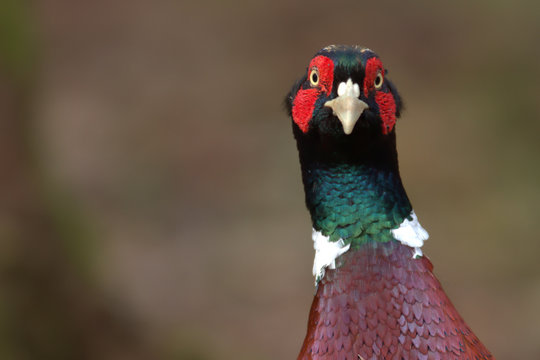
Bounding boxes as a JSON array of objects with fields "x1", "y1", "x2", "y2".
[{"x1": 298, "y1": 241, "x2": 492, "y2": 360}]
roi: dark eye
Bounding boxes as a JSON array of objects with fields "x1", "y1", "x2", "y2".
[
  {"x1": 374, "y1": 72, "x2": 383, "y2": 89},
  {"x1": 309, "y1": 68, "x2": 319, "y2": 86}
]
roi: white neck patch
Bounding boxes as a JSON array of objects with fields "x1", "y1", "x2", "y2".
[
  {"x1": 312, "y1": 229, "x2": 350, "y2": 284},
  {"x1": 390, "y1": 210, "x2": 429, "y2": 258},
  {"x1": 310, "y1": 211, "x2": 428, "y2": 284}
]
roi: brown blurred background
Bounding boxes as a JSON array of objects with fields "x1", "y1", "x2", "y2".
[{"x1": 1, "y1": 0, "x2": 539, "y2": 359}]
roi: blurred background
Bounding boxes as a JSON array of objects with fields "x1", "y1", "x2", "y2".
[{"x1": 1, "y1": 0, "x2": 539, "y2": 359}]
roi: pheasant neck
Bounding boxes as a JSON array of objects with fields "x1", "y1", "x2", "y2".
[{"x1": 295, "y1": 129, "x2": 412, "y2": 248}]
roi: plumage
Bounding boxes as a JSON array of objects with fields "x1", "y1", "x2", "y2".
[
  {"x1": 298, "y1": 242, "x2": 491, "y2": 359},
  {"x1": 285, "y1": 45, "x2": 493, "y2": 359}
]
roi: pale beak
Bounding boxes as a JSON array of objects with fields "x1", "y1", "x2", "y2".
[{"x1": 324, "y1": 79, "x2": 369, "y2": 135}]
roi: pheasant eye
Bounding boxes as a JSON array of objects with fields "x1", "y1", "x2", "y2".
[
  {"x1": 309, "y1": 68, "x2": 320, "y2": 86},
  {"x1": 374, "y1": 72, "x2": 383, "y2": 89}
]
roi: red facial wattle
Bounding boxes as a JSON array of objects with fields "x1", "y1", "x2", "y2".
[
  {"x1": 364, "y1": 57, "x2": 396, "y2": 135},
  {"x1": 375, "y1": 91, "x2": 396, "y2": 135},
  {"x1": 292, "y1": 55, "x2": 334, "y2": 133},
  {"x1": 293, "y1": 55, "x2": 396, "y2": 135},
  {"x1": 292, "y1": 88, "x2": 319, "y2": 133}
]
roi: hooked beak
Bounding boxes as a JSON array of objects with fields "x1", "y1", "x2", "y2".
[{"x1": 324, "y1": 79, "x2": 369, "y2": 135}]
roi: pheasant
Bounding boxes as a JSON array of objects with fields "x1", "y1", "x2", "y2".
[{"x1": 285, "y1": 45, "x2": 493, "y2": 360}]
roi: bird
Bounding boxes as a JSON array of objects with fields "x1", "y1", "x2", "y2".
[{"x1": 285, "y1": 45, "x2": 494, "y2": 360}]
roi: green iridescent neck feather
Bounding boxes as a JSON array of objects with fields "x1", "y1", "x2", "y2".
[{"x1": 294, "y1": 127, "x2": 412, "y2": 247}]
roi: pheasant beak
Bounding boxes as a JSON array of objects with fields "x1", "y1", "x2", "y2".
[{"x1": 324, "y1": 79, "x2": 369, "y2": 135}]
